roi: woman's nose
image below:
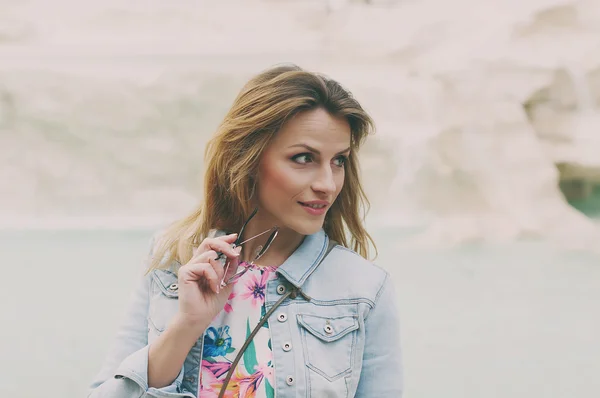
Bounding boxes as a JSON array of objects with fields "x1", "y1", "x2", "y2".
[{"x1": 311, "y1": 167, "x2": 337, "y2": 194}]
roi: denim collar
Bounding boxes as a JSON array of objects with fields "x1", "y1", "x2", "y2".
[
  {"x1": 276, "y1": 228, "x2": 329, "y2": 288},
  {"x1": 212, "y1": 227, "x2": 329, "y2": 288}
]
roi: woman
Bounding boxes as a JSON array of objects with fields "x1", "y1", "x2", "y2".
[{"x1": 88, "y1": 64, "x2": 403, "y2": 398}]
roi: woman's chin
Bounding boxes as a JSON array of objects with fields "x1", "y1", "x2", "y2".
[{"x1": 285, "y1": 219, "x2": 325, "y2": 236}]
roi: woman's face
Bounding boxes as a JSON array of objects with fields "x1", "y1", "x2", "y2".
[{"x1": 256, "y1": 107, "x2": 351, "y2": 235}]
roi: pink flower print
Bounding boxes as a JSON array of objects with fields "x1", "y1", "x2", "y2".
[
  {"x1": 254, "y1": 362, "x2": 274, "y2": 385},
  {"x1": 240, "y1": 271, "x2": 270, "y2": 307},
  {"x1": 202, "y1": 359, "x2": 232, "y2": 379},
  {"x1": 201, "y1": 362, "x2": 273, "y2": 398},
  {"x1": 230, "y1": 367, "x2": 264, "y2": 398},
  {"x1": 199, "y1": 366, "x2": 220, "y2": 398},
  {"x1": 199, "y1": 360, "x2": 234, "y2": 398},
  {"x1": 262, "y1": 265, "x2": 278, "y2": 273},
  {"x1": 224, "y1": 291, "x2": 236, "y2": 313}
]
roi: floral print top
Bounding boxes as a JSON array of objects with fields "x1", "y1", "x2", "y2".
[{"x1": 199, "y1": 262, "x2": 278, "y2": 398}]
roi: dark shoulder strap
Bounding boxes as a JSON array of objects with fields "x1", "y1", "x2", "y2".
[{"x1": 217, "y1": 237, "x2": 338, "y2": 398}]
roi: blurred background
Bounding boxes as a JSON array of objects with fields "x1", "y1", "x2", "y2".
[{"x1": 1, "y1": 0, "x2": 599, "y2": 397}]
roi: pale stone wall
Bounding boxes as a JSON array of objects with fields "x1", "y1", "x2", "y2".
[{"x1": 1, "y1": 0, "x2": 599, "y2": 247}]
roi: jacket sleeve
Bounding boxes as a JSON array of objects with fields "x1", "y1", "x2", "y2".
[
  {"x1": 355, "y1": 273, "x2": 404, "y2": 398},
  {"x1": 87, "y1": 237, "x2": 194, "y2": 398}
]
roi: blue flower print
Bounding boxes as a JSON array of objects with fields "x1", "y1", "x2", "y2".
[{"x1": 203, "y1": 325, "x2": 233, "y2": 357}]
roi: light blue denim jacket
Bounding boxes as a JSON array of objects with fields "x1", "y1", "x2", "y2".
[{"x1": 88, "y1": 228, "x2": 403, "y2": 397}]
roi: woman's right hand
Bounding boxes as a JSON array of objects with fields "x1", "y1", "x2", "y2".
[{"x1": 175, "y1": 233, "x2": 241, "y2": 334}]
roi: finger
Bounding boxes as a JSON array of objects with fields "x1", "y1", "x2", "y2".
[
  {"x1": 196, "y1": 249, "x2": 236, "y2": 280},
  {"x1": 206, "y1": 255, "x2": 225, "y2": 284},
  {"x1": 195, "y1": 249, "x2": 218, "y2": 264},
  {"x1": 217, "y1": 233, "x2": 238, "y2": 242},
  {"x1": 193, "y1": 233, "x2": 237, "y2": 256},
  {"x1": 197, "y1": 235, "x2": 240, "y2": 260},
  {"x1": 180, "y1": 262, "x2": 220, "y2": 294},
  {"x1": 223, "y1": 251, "x2": 241, "y2": 282}
]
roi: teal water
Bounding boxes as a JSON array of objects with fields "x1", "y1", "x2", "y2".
[
  {"x1": 569, "y1": 185, "x2": 600, "y2": 219},
  {"x1": 1, "y1": 229, "x2": 599, "y2": 398}
]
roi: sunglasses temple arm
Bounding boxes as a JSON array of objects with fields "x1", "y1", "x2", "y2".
[
  {"x1": 237, "y1": 207, "x2": 259, "y2": 245},
  {"x1": 253, "y1": 229, "x2": 278, "y2": 262}
]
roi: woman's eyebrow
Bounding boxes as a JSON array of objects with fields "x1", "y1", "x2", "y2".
[{"x1": 288, "y1": 143, "x2": 351, "y2": 156}]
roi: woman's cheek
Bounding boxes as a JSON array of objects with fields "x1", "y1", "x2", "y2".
[
  {"x1": 260, "y1": 163, "x2": 293, "y2": 198},
  {"x1": 334, "y1": 169, "x2": 345, "y2": 194}
]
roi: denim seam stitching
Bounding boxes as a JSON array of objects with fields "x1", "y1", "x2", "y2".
[
  {"x1": 114, "y1": 368, "x2": 148, "y2": 392},
  {"x1": 365, "y1": 273, "x2": 389, "y2": 322},
  {"x1": 299, "y1": 326, "x2": 311, "y2": 394},
  {"x1": 297, "y1": 315, "x2": 359, "y2": 341},
  {"x1": 151, "y1": 270, "x2": 179, "y2": 298},
  {"x1": 306, "y1": 362, "x2": 352, "y2": 382},
  {"x1": 266, "y1": 317, "x2": 280, "y2": 397},
  {"x1": 344, "y1": 373, "x2": 350, "y2": 398},
  {"x1": 332, "y1": 245, "x2": 390, "y2": 275},
  {"x1": 302, "y1": 298, "x2": 376, "y2": 307},
  {"x1": 266, "y1": 298, "x2": 375, "y2": 307},
  {"x1": 373, "y1": 272, "x2": 389, "y2": 304}
]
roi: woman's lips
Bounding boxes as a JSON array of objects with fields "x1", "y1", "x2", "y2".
[{"x1": 298, "y1": 201, "x2": 328, "y2": 216}]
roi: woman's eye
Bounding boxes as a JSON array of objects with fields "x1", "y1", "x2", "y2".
[
  {"x1": 292, "y1": 153, "x2": 313, "y2": 164},
  {"x1": 333, "y1": 155, "x2": 347, "y2": 167}
]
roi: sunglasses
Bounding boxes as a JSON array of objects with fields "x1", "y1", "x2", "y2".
[{"x1": 216, "y1": 207, "x2": 279, "y2": 288}]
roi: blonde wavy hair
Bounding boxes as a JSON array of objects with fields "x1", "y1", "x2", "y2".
[{"x1": 149, "y1": 64, "x2": 377, "y2": 272}]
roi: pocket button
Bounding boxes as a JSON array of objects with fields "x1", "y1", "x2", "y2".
[
  {"x1": 276, "y1": 284, "x2": 286, "y2": 295},
  {"x1": 324, "y1": 324, "x2": 334, "y2": 335},
  {"x1": 168, "y1": 283, "x2": 178, "y2": 291}
]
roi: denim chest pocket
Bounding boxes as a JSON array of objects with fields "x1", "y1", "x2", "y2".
[
  {"x1": 297, "y1": 313, "x2": 359, "y2": 381},
  {"x1": 148, "y1": 270, "x2": 179, "y2": 335}
]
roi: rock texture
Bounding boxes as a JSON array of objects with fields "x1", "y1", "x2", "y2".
[{"x1": 1, "y1": 0, "x2": 599, "y2": 247}]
